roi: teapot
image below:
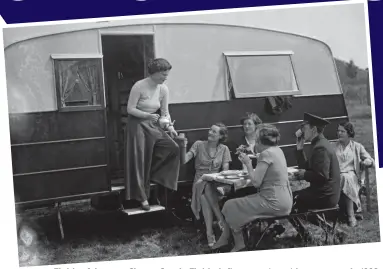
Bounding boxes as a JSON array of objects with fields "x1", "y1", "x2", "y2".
[{"x1": 158, "y1": 116, "x2": 171, "y2": 129}]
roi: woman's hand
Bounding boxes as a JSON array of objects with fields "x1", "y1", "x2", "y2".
[
  {"x1": 147, "y1": 113, "x2": 160, "y2": 123},
  {"x1": 183, "y1": 138, "x2": 188, "y2": 147},
  {"x1": 362, "y1": 159, "x2": 373, "y2": 168},
  {"x1": 168, "y1": 126, "x2": 178, "y2": 138},
  {"x1": 238, "y1": 153, "x2": 252, "y2": 166}
]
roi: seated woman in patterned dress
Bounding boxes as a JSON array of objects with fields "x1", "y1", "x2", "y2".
[
  {"x1": 212, "y1": 124, "x2": 293, "y2": 252},
  {"x1": 333, "y1": 121, "x2": 374, "y2": 227},
  {"x1": 183, "y1": 123, "x2": 232, "y2": 248}
]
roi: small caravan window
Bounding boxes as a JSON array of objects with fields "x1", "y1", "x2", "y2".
[
  {"x1": 224, "y1": 51, "x2": 301, "y2": 98},
  {"x1": 51, "y1": 54, "x2": 104, "y2": 111}
]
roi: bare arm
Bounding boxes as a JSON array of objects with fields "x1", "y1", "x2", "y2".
[
  {"x1": 184, "y1": 141, "x2": 200, "y2": 164},
  {"x1": 184, "y1": 152, "x2": 194, "y2": 164},
  {"x1": 244, "y1": 160, "x2": 268, "y2": 188},
  {"x1": 160, "y1": 85, "x2": 177, "y2": 136},
  {"x1": 359, "y1": 142, "x2": 374, "y2": 166},
  {"x1": 159, "y1": 85, "x2": 171, "y2": 120},
  {"x1": 127, "y1": 83, "x2": 151, "y2": 119},
  {"x1": 222, "y1": 162, "x2": 229, "y2": 171}
]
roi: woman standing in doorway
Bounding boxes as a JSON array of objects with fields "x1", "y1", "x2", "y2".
[{"x1": 125, "y1": 58, "x2": 180, "y2": 211}]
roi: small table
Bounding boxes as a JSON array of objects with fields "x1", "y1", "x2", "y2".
[{"x1": 201, "y1": 167, "x2": 308, "y2": 196}]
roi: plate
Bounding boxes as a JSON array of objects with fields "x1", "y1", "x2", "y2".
[
  {"x1": 225, "y1": 175, "x2": 239, "y2": 179},
  {"x1": 220, "y1": 170, "x2": 241, "y2": 176}
]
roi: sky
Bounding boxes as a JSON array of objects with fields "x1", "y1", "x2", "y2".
[{"x1": 144, "y1": 1, "x2": 369, "y2": 69}]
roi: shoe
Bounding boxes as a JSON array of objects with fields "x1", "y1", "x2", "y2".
[
  {"x1": 140, "y1": 202, "x2": 150, "y2": 211},
  {"x1": 207, "y1": 234, "x2": 216, "y2": 248},
  {"x1": 355, "y1": 214, "x2": 364, "y2": 221},
  {"x1": 347, "y1": 217, "x2": 357, "y2": 227}
]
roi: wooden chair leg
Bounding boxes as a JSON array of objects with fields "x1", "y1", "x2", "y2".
[
  {"x1": 55, "y1": 202, "x2": 64, "y2": 240},
  {"x1": 254, "y1": 221, "x2": 274, "y2": 249},
  {"x1": 365, "y1": 168, "x2": 371, "y2": 213}
]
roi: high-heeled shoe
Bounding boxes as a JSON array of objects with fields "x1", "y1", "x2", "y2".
[
  {"x1": 140, "y1": 202, "x2": 150, "y2": 211},
  {"x1": 207, "y1": 234, "x2": 216, "y2": 248}
]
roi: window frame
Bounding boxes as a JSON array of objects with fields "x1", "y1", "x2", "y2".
[
  {"x1": 223, "y1": 51, "x2": 302, "y2": 99},
  {"x1": 51, "y1": 54, "x2": 105, "y2": 112}
]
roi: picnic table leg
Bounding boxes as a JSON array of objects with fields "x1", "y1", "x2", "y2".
[
  {"x1": 332, "y1": 213, "x2": 339, "y2": 244},
  {"x1": 55, "y1": 202, "x2": 65, "y2": 240},
  {"x1": 365, "y1": 168, "x2": 371, "y2": 213}
]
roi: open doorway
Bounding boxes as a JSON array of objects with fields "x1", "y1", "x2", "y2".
[{"x1": 101, "y1": 35, "x2": 155, "y2": 186}]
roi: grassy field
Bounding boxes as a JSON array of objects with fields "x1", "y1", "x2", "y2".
[{"x1": 15, "y1": 99, "x2": 381, "y2": 267}]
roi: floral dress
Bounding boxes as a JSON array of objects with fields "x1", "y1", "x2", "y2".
[{"x1": 189, "y1": 140, "x2": 232, "y2": 219}]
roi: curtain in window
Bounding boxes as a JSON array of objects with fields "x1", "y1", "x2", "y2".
[
  {"x1": 78, "y1": 61, "x2": 99, "y2": 105},
  {"x1": 56, "y1": 61, "x2": 78, "y2": 107}
]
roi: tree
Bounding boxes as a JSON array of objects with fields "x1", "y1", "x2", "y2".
[{"x1": 346, "y1": 59, "x2": 358, "y2": 79}]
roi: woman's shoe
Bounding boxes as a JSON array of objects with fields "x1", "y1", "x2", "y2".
[
  {"x1": 207, "y1": 234, "x2": 216, "y2": 248},
  {"x1": 347, "y1": 217, "x2": 357, "y2": 227},
  {"x1": 140, "y1": 201, "x2": 150, "y2": 211}
]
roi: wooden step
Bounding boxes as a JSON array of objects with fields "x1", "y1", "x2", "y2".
[
  {"x1": 111, "y1": 186, "x2": 125, "y2": 192},
  {"x1": 121, "y1": 205, "x2": 165, "y2": 215},
  {"x1": 111, "y1": 183, "x2": 157, "y2": 192}
]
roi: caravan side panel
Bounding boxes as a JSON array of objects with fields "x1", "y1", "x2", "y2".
[{"x1": 5, "y1": 30, "x2": 108, "y2": 204}]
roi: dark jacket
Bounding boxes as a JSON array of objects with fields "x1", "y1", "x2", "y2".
[
  {"x1": 295, "y1": 133, "x2": 341, "y2": 207},
  {"x1": 225, "y1": 136, "x2": 258, "y2": 170}
]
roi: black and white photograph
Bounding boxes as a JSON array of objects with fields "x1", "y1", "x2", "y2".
[{"x1": 1, "y1": 0, "x2": 380, "y2": 267}]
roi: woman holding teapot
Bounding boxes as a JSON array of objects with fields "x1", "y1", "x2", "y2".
[{"x1": 125, "y1": 58, "x2": 180, "y2": 211}]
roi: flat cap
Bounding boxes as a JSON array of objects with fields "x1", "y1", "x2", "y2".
[{"x1": 303, "y1": 112, "x2": 330, "y2": 127}]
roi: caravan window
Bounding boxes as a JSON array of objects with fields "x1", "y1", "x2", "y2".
[
  {"x1": 224, "y1": 51, "x2": 301, "y2": 98},
  {"x1": 51, "y1": 54, "x2": 104, "y2": 111}
]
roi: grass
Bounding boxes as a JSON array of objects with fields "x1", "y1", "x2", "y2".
[{"x1": 16, "y1": 100, "x2": 380, "y2": 267}]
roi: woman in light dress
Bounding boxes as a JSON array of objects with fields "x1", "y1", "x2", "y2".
[
  {"x1": 334, "y1": 121, "x2": 374, "y2": 226},
  {"x1": 184, "y1": 123, "x2": 232, "y2": 247},
  {"x1": 212, "y1": 124, "x2": 293, "y2": 252}
]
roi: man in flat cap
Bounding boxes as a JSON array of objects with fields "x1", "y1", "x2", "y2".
[{"x1": 290, "y1": 112, "x2": 344, "y2": 241}]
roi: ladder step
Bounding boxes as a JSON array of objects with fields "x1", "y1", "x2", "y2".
[
  {"x1": 111, "y1": 186, "x2": 125, "y2": 192},
  {"x1": 111, "y1": 183, "x2": 157, "y2": 192},
  {"x1": 121, "y1": 205, "x2": 165, "y2": 215}
]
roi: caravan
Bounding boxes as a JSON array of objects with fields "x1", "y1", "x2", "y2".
[{"x1": 4, "y1": 22, "x2": 348, "y2": 235}]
